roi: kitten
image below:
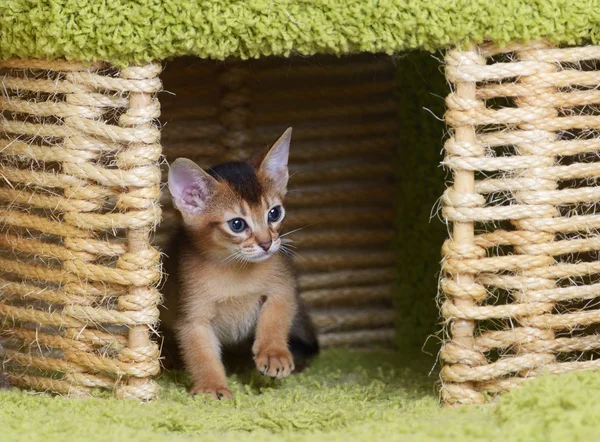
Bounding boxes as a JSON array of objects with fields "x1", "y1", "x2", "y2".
[{"x1": 162, "y1": 128, "x2": 319, "y2": 399}]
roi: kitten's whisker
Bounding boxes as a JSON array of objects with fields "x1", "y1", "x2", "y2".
[
  {"x1": 283, "y1": 243, "x2": 299, "y2": 252},
  {"x1": 278, "y1": 248, "x2": 293, "y2": 259},
  {"x1": 221, "y1": 253, "x2": 237, "y2": 263},
  {"x1": 238, "y1": 256, "x2": 248, "y2": 268},
  {"x1": 221, "y1": 250, "x2": 243, "y2": 265},
  {"x1": 233, "y1": 250, "x2": 250, "y2": 267},
  {"x1": 279, "y1": 244, "x2": 299, "y2": 259},
  {"x1": 230, "y1": 253, "x2": 244, "y2": 269},
  {"x1": 236, "y1": 253, "x2": 249, "y2": 270},
  {"x1": 282, "y1": 250, "x2": 298, "y2": 259},
  {"x1": 279, "y1": 224, "x2": 315, "y2": 238}
]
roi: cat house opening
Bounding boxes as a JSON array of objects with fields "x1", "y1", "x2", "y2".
[{"x1": 156, "y1": 55, "x2": 400, "y2": 349}]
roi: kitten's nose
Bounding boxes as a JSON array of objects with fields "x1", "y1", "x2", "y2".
[{"x1": 258, "y1": 240, "x2": 272, "y2": 252}]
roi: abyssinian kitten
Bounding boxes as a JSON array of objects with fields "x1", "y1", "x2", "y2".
[{"x1": 162, "y1": 128, "x2": 319, "y2": 399}]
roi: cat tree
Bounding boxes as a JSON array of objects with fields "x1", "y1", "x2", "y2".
[{"x1": 1, "y1": 1, "x2": 600, "y2": 405}]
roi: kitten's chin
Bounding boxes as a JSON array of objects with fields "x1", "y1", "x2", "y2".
[{"x1": 243, "y1": 253, "x2": 273, "y2": 263}]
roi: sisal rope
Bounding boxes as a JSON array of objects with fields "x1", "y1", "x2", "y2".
[
  {"x1": 0, "y1": 60, "x2": 163, "y2": 400},
  {"x1": 440, "y1": 41, "x2": 600, "y2": 405}
]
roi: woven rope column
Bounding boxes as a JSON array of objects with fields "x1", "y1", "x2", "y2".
[
  {"x1": 508, "y1": 42, "x2": 560, "y2": 383},
  {"x1": 440, "y1": 47, "x2": 487, "y2": 406},
  {"x1": 510, "y1": 45, "x2": 600, "y2": 374},
  {"x1": 114, "y1": 64, "x2": 163, "y2": 400},
  {"x1": 0, "y1": 60, "x2": 163, "y2": 399},
  {"x1": 440, "y1": 41, "x2": 600, "y2": 404},
  {"x1": 60, "y1": 64, "x2": 118, "y2": 396}
]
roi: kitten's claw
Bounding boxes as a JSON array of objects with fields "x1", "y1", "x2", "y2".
[
  {"x1": 254, "y1": 347, "x2": 295, "y2": 379},
  {"x1": 190, "y1": 384, "x2": 233, "y2": 400}
]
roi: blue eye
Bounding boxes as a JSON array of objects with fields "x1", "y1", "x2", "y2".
[
  {"x1": 228, "y1": 218, "x2": 247, "y2": 233},
  {"x1": 268, "y1": 206, "x2": 282, "y2": 223}
]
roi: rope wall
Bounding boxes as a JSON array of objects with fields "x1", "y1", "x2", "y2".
[
  {"x1": 0, "y1": 61, "x2": 163, "y2": 399},
  {"x1": 441, "y1": 41, "x2": 600, "y2": 405},
  {"x1": 158, "y1": 55, "x2": 398, "y2": 348}
]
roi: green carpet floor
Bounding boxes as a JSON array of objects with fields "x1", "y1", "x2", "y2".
[{"x1": 2, "y1": 348, "x2": 600, "y2": 441}]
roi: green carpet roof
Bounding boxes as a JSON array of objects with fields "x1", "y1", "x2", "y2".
[{"x1": 1, "y1": 1, "x2": 599, "y2": 65}]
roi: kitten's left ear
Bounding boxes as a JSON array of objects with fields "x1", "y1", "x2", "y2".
[
  {"x1": 256, "y1": 127, "x2": 291, "y2": 192},
  {"x1": 168, "y1": 158, "x2": 217, "y2": 217}
]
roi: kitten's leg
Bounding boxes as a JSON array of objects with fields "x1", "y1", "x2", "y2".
[
  {"x1": 289, "y1": 297, "x2": 320, "y2": 372},
  {"x1": 0, "y1": 371, "x2": 10, "y2": 389},
  {"x1": 252, "y1": 295, "x2": 296, "y2": 379},
  {"x1": 178, "y1": 320, "x2": 232, "y2": 399}
]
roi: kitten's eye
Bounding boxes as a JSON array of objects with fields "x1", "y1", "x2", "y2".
[
  {"x1": 268, "y1": 206, "x2": 283, "y2": 223},
  {"x1": 228, "y1": 218, "x2": 247, "y2": 233}
]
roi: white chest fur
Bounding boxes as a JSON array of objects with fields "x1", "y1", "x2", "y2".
[
  {"x1": 211, "y1": 294, "x2": 263, "y2": 344},
  {"x1": 183, "y1": 264, "x2": 268, "y2": 344}
]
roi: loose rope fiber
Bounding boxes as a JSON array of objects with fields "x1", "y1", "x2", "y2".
[
  {"x1": 0, "y1": 60, "x2": 163, "y2": 400},
  {"x1": 441, "y1": 41, "x2": 600, "y2": 406}
]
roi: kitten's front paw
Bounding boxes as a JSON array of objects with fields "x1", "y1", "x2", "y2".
[
  {"x1": 190, "y1": 384, "x2": 233, "y2": 400},
  {"x1": 254, "y1": 346, "x2": 295, "y2": 379}
]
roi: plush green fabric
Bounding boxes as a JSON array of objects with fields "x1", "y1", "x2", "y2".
[
  {"x1": 3, "y1": 348, "x2": 600, "y2": 441},
  {"x1": 0, "y1": 1, "x2": 599, "y2": 65},
  {"x1": 394, "y1": 52, "x2": 447, "y2": 351}
]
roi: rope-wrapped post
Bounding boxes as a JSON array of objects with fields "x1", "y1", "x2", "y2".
[
  {"x1": 440, "y1": 41, "x2": 600, "y2": 404},
  {"x1": 440, "y1": 46, "x2": 487, "y2": 406},
  {"x1": 115, "y1": 64, "x2": 163, "y2": 400},
  {"x1": 0, "y1": 60, "x2": 163, "y2": 399}
]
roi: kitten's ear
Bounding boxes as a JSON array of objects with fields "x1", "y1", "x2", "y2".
[
  {"x1": 168, "y1": 158, "x2": 217, "y2": 216},
  {"x1": 256, "y1": 127, "x2": 291, "y2": 192}
]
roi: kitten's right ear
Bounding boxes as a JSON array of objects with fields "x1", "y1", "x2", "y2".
[
  {"x1": 255, "y1": 127, "x2": 292, "y2": 192},
  {"x1": 168, "y1": 158, "x2": 217, "y2": 216}
]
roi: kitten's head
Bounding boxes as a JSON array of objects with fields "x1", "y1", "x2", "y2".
[{"x1": 168, "y1": 128, "x2": 291, "y2": 264}]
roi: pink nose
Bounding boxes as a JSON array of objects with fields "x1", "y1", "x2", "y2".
[{"x1": 258, "y1": 240, "x2": 272, "y2": 252}]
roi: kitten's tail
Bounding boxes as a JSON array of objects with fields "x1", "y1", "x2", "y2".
[{"x1": 289, "y1": 298, "x2": 320, "y2": 371}]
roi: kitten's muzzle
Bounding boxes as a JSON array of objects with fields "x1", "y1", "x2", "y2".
[{"x1": 258, "y1": 240, "x2": 272, "y2": 252}]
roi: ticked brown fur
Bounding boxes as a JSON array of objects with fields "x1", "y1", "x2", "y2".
[{"x1": 162, "y1": 128, "x2": 318, "y2": 399}]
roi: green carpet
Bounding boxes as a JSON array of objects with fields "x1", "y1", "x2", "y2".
[
  {"x1": 2, "y1": 348, "x2": 600, "y2": 441},
  {"x1": 1, "y1": 1, "x2": 600, "y2": 65},
  {"x1": 2, "y1": 5, "x2": 599, "y2": 439}
]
